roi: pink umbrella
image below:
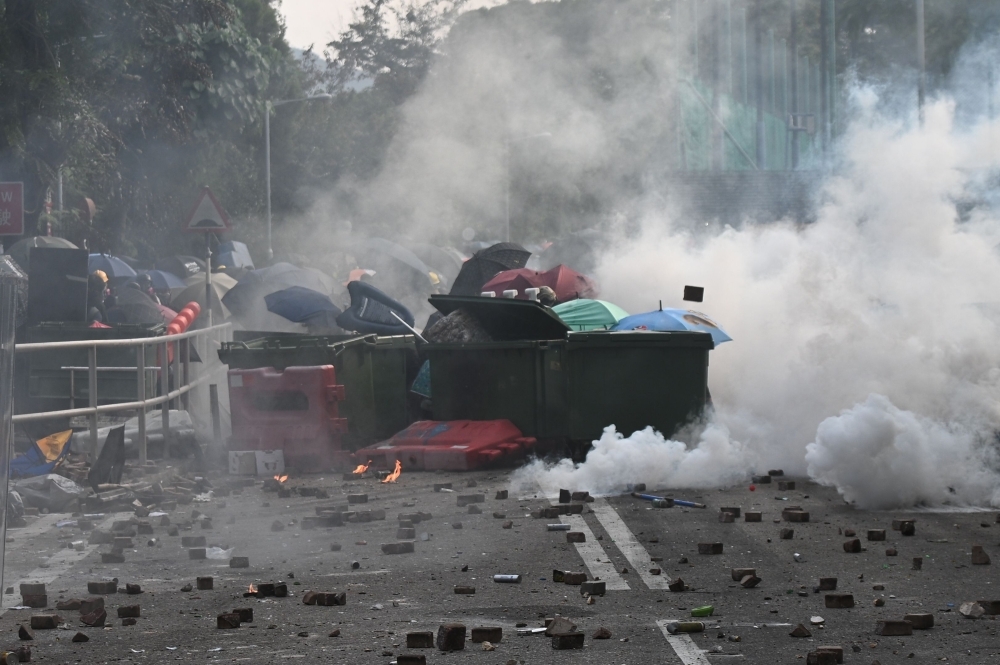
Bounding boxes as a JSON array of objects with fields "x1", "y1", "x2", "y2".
[{"x1": 481, "y1": 265, "x2": 598, "y2": 304}]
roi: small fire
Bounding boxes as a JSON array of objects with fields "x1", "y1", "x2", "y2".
[
  {"x1": 352, "y1": 460, "x2": 372, "y2": 475},
  {"x1": 273, "y1": 475, "x2": 288, "y2": 483},
  {"x1": 248, "y1": 583, "x2": 257, "y2": 594},
  {"x1": 382, "y1": 460, "x2": 402, "y2": 484}
]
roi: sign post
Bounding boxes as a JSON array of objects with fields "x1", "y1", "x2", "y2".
[
  {"x1": 183, "y1": 187, "x2": 232, "y2": 328},
  {"x1": 0, "y1": 183, "x2": 25, "y2": 239}
]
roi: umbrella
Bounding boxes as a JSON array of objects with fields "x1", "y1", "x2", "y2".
[
  {"x1": 264, "y1": 286, "x2": 342, "y2": 323},
  {"x1": 222, "y1": 263, "x2": 335, "y2": 318},
  {"x1": 5, "y1": 236, "x2": 77, "y2": 271},
  {"x1": 358, "y1": 238, "x2": 430, "y2": 276},
  {"x1": 449, "y1": 242, "x2": 531, "y2": 296},
  {"x1": 611, "y1": 308, "x2": 733, "y2": 345},
  {"x1": 155, "y1": 255, "x2": 206, "y2": 279},
  {"x1": 408, "y1": 243, "x2": 464, "y2": 283},
  {"x1": 105, "y1": 287, "x2": 166, "y2": 325},
  {"x1": 553, "y1": 299, "x2": 629, "y2": 331},
  {"x1": 138, "y1": 270, "x2": 186, "y2": 291},
  {"x1": 482, "y1": 264, "x2": 598, "y2": 303},
  {"x1": 336, "y1": 280, "x2": 414, "y2": 335},
  {"x1": 89, "y1": 253, "x2": 137, "y2": 280},
  {"x1": 171, "y1": 272, "x2": 237, "y2": 320},
  {"x1": 215, "y1": 241, "x2": 254, "y2": 270},
  {"x1": 157, "y1": 303, "x2": 178, "y2": 323}
]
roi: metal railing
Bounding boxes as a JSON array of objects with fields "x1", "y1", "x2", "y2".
[{"x1": 12, "y1": 323, "x2": 232, "y2": 464}]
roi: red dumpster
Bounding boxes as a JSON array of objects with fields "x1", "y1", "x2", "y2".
[
  {"x1": 228, "y1": 366, "x2": 349, "y2": 471},
  {"x1": 354, "y1": 420, "x2": 536, "y2": 472}
]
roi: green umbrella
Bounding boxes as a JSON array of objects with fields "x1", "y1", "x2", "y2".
[{"x1": 552, "y1": 299, "x2": 629, "y2": 331}]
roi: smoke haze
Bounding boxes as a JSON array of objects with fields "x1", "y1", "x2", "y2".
[{"x1": 300, "y1": 3, "x2": 1000, "y2": 509}]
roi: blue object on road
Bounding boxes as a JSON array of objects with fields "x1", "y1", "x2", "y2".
[
  {"x1": 611, "y1": 308, "x2": 732, "y2": 345},
  {"x1": 138, "y1": 269, "x2": 186, "y2": 291},
  {"x1": 264, "y1": 286, "x2": 341, "y2": 323},
  {"x1": 89, "y1": 253, "x2": 137, "y2": 279}
]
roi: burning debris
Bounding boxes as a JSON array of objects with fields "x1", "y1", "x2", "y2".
[{"x1": 381, "y1": 460, "x2": 402, "y2": 483}]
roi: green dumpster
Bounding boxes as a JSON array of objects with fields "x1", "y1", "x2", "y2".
[
  {"x1": 425, "y1": 295, "x2": 571, "y2": 439},
  {"x1": 24, "y1": 322, "x2": 164, "y2": 407},
  {"x1": 424, "y1": 295, "x2": 714, "y2": 443},
  {"x1": 217, "y1": 334, "x2": 419, "y2": 448},
  {"x1": 564, "y1": 330, "x2": 713, "y2": 441},
  {"x1": 425, "y1": 339, "x2": 568, "y2": 439}
]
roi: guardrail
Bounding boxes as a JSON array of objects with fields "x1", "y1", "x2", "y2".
[{"x1": 13, "y1": 322, "x2": 232, "y2": 464}]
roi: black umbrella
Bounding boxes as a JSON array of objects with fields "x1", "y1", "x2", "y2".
[
  {"x1": 105, "y1": 287, "x2": 165, "y2": 325},
  {"x1": 155, "y1": 255, "x2": 206, "y2": 280},
  {"x1": 357, "y1": 238, "x2": 431, "y2": 282},
  {"x1": 5, "y1": 236, "x2": 78, "y2": 272},
  {"x1": 409, "y1": 243, "x2": 464, "y2": 283},
  {"x1": 449, "y1": 242, "x2": 531, "y2": 296}
]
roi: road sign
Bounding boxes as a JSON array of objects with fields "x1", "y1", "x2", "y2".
[
  {"x1": 0, "y1": 183, "x2": 24, "y2": 236},
  {"x1": 183, "y1": 186, "x2": 232, "y2": 233}
]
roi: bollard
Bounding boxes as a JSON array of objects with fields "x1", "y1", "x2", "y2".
[{"x1": 210, "y1": 384, "x2": 222, "y2": 444}]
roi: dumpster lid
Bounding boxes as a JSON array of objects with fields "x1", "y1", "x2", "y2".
[{"x1": 429, "y1": 295, "x2": 571, "y2": 341}]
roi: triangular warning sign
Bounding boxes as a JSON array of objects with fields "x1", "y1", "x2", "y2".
[{"x1": 183, "y1": 186, "x2": 232, "y2": 233}]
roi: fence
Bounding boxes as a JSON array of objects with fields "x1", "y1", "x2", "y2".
[{"x1": 12, "y1": 323, "x2": 232, "y2": 464}]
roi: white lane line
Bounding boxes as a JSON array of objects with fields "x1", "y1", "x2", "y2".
[
  {"x1": 2, "y1": 513, "x2": 123, "y2": 613},
  {"x1": 657, "y1": 619, "x2": 712, "y2": 665},
  {"x1": 543, "y1": 497, "x2": 629, "y2": 591},
  {"x1": 591, "y1": 497, "x2": 671, "y2": 589},
  {"x1": 559, "y1": 514, "x2": 629, "y2": 590}
]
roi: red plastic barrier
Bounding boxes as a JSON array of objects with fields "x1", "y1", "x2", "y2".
[
  {"x1": 228, "y1": 365, "x2": 349, "y2": 471},
  {"x1": 162, "y1": 302, "x2": 202, "y2": 364},
  {"x1": 354, "y1": 420, "x2": 536, "y2": 472}
]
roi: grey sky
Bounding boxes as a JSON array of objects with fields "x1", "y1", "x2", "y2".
[{"x1": 280, "y1": 0, "x2": 499, "y2": 50}]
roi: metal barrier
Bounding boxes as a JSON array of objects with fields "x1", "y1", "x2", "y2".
[{"x1": 12, "y1": 322, "x2": 232, "y2": 464}]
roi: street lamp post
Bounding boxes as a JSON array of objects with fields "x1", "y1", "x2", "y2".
[
  {"x1": 265, "y1": 94, "x2": 333, "y2": 261},
  {"x1": 504, "y1": 132, "x2": 551, "y2": 243}
]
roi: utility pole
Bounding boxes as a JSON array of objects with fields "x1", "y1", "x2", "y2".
[
  {"x1": 916, "y1": 0, "x2": 926, "y2": 122},
  {"x1": 755, "y1": 0, "x2": 766, "y2": 169},
  {"x1": 711, "y1": 0, "x2": 724, "y2": 170},
  {"x1": 790, "y1": 0, "x2": 799, "y2": 168},
  {"x1": 819, "y1": 0, "x2": 834, "y2": 154}
]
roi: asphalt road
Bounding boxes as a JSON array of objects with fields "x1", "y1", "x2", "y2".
[{"x1": 0, "y1": 469, "x2": 998, "y2": 664}]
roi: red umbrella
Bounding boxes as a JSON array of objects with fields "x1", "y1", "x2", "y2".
[{"x1": 481, "y1": 265, "x2": 598, "y2": 304}]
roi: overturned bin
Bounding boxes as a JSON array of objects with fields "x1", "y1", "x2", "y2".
[
  {"x1": 424, "y1": 295, "x2": 713, "y2": 444},
  {"x1": 219, "y1": 334, "x2": 419, "y2": 448}
]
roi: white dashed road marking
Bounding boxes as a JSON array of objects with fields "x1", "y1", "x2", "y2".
[
  {"x1": 591, "y1": 497, "x2": 672, "y2": 589},
  {"x1": 657, "y1": 619, "x2": 713, "y2": 665},
  {"x1": 558, "y1": 513, "x2": 630, "y2": 590}
]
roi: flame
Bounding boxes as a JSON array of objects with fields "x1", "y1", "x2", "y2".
[
  {"x1": 273, "y1": 475, "x2": 288, "y2": 483},
  {"x1": 352, "y1": 460, "x2": 372, "y2": 475},
  {"x1": 248, "y1": 583, "x2": 257, "y2": 594},
  {"x1": 382, "y1": 460, "x2": 402, "y2": 483}
]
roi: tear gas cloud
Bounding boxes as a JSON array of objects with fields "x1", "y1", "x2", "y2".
[
  {"x1": 312, "y1": 4, "x2": 1000, "y2": 509},
  {"x1": 517, "y1": 86, "x2": 1000, "y2": 509}
]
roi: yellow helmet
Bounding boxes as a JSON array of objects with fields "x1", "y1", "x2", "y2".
[{"x1": 92, "y1": 270, "x2": 108, "y2": 283}]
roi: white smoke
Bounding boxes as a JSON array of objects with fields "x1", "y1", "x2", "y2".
[
  {"x1": 512, "y1": 421, "x2": 752, "y2": 497},
  {"x1": 805, "y1": 394, "x2": 1000, "y2": 509},
  {"x1": 517, "y1": 88, "x2": 1000, "y2": 508}
]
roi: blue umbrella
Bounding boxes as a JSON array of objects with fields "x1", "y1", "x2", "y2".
[
  {"x1": 264, "y1": 286, "x2": 341, "y2": 323},
  {"x1": 138, "y1": 269, "x2": 186, "y2": 291},
  {"x1": 611, "y1": 308, "x2": 733, "y2": 345},
  {"x1": 215, "y1": 241, "x2": 254, "y2": 270},
  {"x1": 89, "y1": 253, "x2": 137, "y2": 279}
]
